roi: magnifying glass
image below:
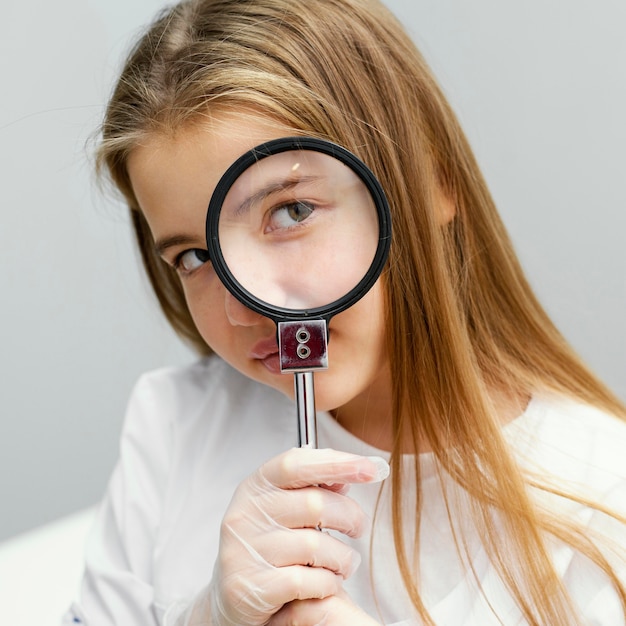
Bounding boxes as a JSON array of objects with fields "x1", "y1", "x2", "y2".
[{"x1": 206, "y1": 137, "x2": 391, "y2": 448}]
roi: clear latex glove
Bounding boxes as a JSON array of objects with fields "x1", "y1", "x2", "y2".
[
  {"x1": 269, "y1": 591, "x2": 383, "y2": 625},
  {"x1": 172, "y1": 447, "x2": 389, "y2": 626}
]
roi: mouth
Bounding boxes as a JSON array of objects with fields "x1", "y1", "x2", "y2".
[{"x1": 249, "y1": 336, "x2": 281, "y2": 375}]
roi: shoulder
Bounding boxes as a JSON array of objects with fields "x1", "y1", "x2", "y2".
[
  {"x1": 507, "y1": 393, "x2": 626, "y2": 500},
  {"x1": 130, "y1": 355, "x2": 251, "y2": 406},
  {"x1": 129, "y1": 356, "x2": 274, "y2": 414},
  {"x1": 124, "y1": 355, "x2": 296, "y2": 447}
]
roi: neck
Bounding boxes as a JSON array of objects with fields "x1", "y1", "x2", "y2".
[
  {"x1": 330, "y1": 363, "x2": 401, "y2": 452},
  {"x1": 330, "y1": 376, "x2": 530, "y2": 455}
]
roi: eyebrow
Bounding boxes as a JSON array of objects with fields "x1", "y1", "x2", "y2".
[
  {"x1": 154, "y1": 233, "x2": 204, "y2": 257},
  {"x1": 155, "y1": 175, "x2": 325, "y2": 252},
  {"x1": 236, "y1": 175, "x2": 320, "y2": 216}
]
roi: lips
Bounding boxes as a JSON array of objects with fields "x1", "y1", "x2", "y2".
[
  {"x1": 249, "y1": 336, "x2": 281, "y2": 375},
  {"x1": 249, "y1": 336, "x2": 279, "y2": 360}
]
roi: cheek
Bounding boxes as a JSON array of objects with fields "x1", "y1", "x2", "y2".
[
  {"x1": 327, "y1": 281, "x2": 387, "y2": 367},
  {"x1": 351, "y1": 280, "x2": 387, "y2": 340},
  {"x1": 180, "y1": 269, "x2": 227, "y2": 340}
]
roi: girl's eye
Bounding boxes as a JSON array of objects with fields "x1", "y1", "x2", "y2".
[
  {"x1": 176, "y1": 248, "x2": 211, "y2": 273},
  {"x1": 268, "y1": 201, "x2": 314, "y2": 231}
]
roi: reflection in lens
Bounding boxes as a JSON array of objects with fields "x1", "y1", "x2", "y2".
[{"x1": 218, "y1": 150, "x2": 379, "y2": 310}]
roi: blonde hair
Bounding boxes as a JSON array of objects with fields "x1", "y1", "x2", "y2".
[{"x1": 97, "y1": 0, "x2": 626, "y2": 623}]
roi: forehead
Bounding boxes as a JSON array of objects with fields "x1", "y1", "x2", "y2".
[
  {"x1": 128, "y1": 111, "x2": 298, "y2": 201},
  {"x1": 126, "y1": 112, "x2": 298, "y2": 240}
]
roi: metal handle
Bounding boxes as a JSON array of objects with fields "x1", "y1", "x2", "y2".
[{"x1": 294, "y1": 371, "x2": 317, "y2": 448}]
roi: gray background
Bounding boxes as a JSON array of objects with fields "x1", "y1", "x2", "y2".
[{"x1": 1, "y1": 0, "x2": 624, "y2": 542}]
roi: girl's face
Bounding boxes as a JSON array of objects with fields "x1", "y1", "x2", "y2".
[{"x1": 127, "y1": 112, "x2": 391, "y2": 424}]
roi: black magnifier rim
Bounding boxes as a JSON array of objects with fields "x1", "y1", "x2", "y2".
[{"x1": 206, "y1": 136, "x2": 391, "y2": 324}]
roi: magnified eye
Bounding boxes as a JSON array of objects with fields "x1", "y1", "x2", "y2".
[
  {"x1": 268, "y1": 201, "x2": 314, "y2": 230},
  {"x1": 177, "y1": 248, "x2": 211, "y2": 273}
]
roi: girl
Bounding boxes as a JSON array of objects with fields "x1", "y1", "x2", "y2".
[{"x1": 66, "y1": 0, "x2": 626, "y2": 624}]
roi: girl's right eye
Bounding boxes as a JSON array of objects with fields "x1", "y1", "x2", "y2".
[{"x1": 175, "y1": 248, "x2": 211, "y2": 274}]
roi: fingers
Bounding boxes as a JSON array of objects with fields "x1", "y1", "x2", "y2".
[
  {"x1": 247, "y1": 528, "x2": 361, "y2": 577},
  {"x1": 269, "y1": 485, "x2": 366, "y2": 537},
  {"x1": 261, "y1": 448, "x2": 389, "y2": 490},
  {"x1": 269, "y1": 595, "x2": 382, "y2": 626},
  {"x1": 218, "y1": 565, "x2": 344, "y2": 613},
  {"x1": 220, "y1": 515, "x2": 361, "y2": 579},
  {"x1": 267, "y1": 566, "x2": 344, "y2": 606},
  {"x1": 318, "y1": 482, "x2": 351, "y2": 495},
  {"x1": 225, "y1": 480, "x2": 367, "y2": 537}
]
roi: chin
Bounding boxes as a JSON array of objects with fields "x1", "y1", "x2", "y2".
[
  {"x1": 303, "y1": 382, "x2": 353, "y2": 414},
  {"x1": 260, "y1": 370, "x2": 349, "y2": 413},
  {"x1": 254, "y1": 367, "x2": 296, "y2": 399}
]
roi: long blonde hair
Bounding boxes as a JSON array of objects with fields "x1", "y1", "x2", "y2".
[{"x1": 97, "y1": 0, "x2": 626, "y2": 623}]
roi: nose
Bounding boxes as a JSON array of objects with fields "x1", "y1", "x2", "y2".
[{"x1": 224, "y1": 290, "x2": 265, "y2": 327}]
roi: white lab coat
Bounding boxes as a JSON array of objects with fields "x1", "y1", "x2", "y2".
[{"x1": 65, "y1": 357, "x2": 626, "y2": 625}]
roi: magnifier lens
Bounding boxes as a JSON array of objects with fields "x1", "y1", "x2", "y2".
[{"x1": 217, "y1": 149, "x2": 380, "y2": 310}]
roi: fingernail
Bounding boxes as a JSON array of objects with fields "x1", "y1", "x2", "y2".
[{"x1": 366, "y1": 456, "x2": 390, "y2": 482}]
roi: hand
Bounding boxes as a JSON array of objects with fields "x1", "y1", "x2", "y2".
[
  {"x1": 269, "y1": 592, "x2": 383, "y2": 625},
  {"x1": 199, "y1": 447, "x2": 389, "y2": 625}
]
